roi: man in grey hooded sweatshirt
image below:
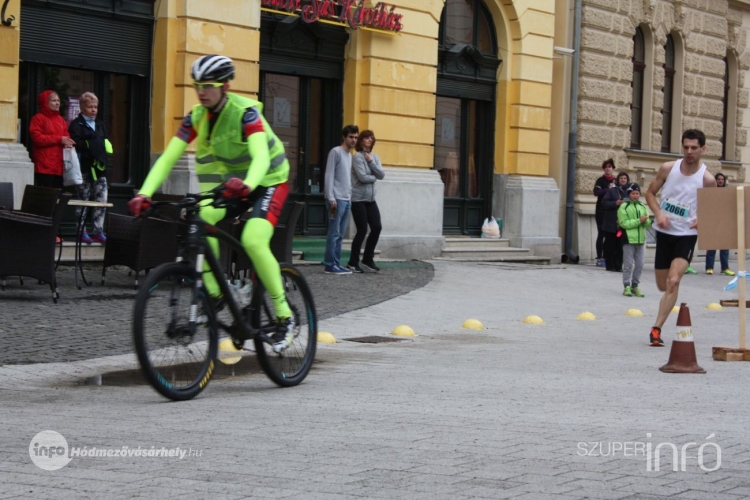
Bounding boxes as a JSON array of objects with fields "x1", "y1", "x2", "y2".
[{"x1": 323, "y1": 124, "x2": 359, "y2": 274}]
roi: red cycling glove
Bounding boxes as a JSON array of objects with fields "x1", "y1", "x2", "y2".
[
  {"x1": 128, "y1": 194, "x2": 151, "y2": 217},
  {"x1": 222, "y1": 178, "x2": 251, "y2": 199}
]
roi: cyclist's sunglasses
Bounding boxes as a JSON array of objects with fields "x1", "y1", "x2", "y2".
[{"x1": 193, "y1": 82, "x2": 225, "y2": 91}]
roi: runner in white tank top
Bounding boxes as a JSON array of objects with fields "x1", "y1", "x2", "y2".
[
  {"x1": 644, "y1": 129, "x2": 716, "y2": 347},
  {"x1": 653, "y1": 158, "x2": 706, "y2": 237}
]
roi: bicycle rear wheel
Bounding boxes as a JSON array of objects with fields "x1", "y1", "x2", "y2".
[
  {"x1": 133, "y1": 262, "x2": 218, "y2": 401},
  {"x1": 252, "y1": 265, "x2": 317, "y2": 387}
]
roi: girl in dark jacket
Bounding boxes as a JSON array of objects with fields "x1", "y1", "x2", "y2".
[
  {"x1": 601, "y1": 171, "x2": 630, "y2": 272},
  {"x1": 29, "y1": 90, "x2": 75, "y2": 187},
  {"x1": 68, "y1": 92, "x2": 111, "y2": 244}
]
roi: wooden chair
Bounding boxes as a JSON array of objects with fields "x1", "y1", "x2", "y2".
[
  {"x1": 0, "y1": 182, "x2": 13, "y2": 210},
  {"x1": 0, "y1": 188, "x2": 71, "y2": 302},
  {"x1": 101, "y1": 212, "x2": 180, "y2": 289},
  {"x1": 10, "y1": 185, "x2": 65, "y2": 286}
]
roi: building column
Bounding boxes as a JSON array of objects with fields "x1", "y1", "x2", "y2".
[
  {"x1": 493, "y1": 0, "x2": 561, "y2": 261},
  {"x1": 494, "y1": 175, "x2": 563, "y2": 258},
  {"x1": 0, "y1": 3, "x2": 33, "y2": 208},
  {"x1": 343, "y1": 2, "x2": 445, "y2": 258},
  {"x1": 150, "y1": 0, "x2": 261, "y2": 194}
]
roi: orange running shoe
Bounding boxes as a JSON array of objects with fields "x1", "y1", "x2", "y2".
[{"x1": 649, "y1": 326, "x2": 664, "y2": 347}]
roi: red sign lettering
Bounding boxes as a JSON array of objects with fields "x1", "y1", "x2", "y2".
[{"x1": 263, "y1": 0, "x2": 404, "y2": 33}]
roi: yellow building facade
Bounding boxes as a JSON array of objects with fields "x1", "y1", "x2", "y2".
[{"x1": 0, "y1": 0, "x2": 561, "y2": 259}]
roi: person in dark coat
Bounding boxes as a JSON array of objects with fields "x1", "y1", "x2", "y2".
[
  {"x1": 68, "y1": 92, "x2": 112, "y2": 244},
  {"x1": 593, "y1": 158, "x2": 616, "y2": 266},
  {"x1": 29, "y1": 90, "x2": 75, "y2": 188},
  {"x1": 601, "y1": 171, "x2": 630, "y2": 272}
]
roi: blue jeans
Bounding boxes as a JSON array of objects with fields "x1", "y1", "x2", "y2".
[
  {"x1": 706, "y1": 249, "x2": 729, "y2": 271},
  {"x1": 324, "y1": 199, "x2": 351, "y2": 268}
]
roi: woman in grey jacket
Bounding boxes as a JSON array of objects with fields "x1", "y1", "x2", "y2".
[{"x1": 347, "y1": 130, "x2": 385, "y2": 273}]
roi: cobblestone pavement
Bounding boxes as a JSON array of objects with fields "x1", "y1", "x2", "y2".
[
  {"x1": 0, "y1": 261, "x2": 433, "y2": 364},
  {"x1": 1, "y1": 260, "x2": 749, "y2": 499}
]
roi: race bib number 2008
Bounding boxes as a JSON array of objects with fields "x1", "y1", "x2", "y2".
[{"x1": 661, "y1": 198, "x2": 690, "y2": 219}]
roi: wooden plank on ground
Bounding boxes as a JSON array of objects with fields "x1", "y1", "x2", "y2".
[
  {"x1": 719, "y1": 299, "x2": 750, "y2": 307},
  {"x1": 712, "y1": 346, "x2": 750, "y2": 361}
]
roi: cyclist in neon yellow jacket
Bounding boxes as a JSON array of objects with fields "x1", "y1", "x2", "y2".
[{"x1": 128, "y1": 55, "x2": 295, "y2": 353}]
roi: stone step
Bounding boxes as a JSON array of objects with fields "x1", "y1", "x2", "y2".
[
  {"x1": 440, "y1": 246, "x2": 536, "y2": 260},
  {"x1": 439, "y1": 236, "x2": 550, "y2": 264},
  {"x1": 433, "y1": 254, "x2": 552, "y2": 264},
  {"x1": 443, "y1": 237, "x2": 511, "y2": 250},
  {"x1": 57, "y1": 242, "x2": 105, "y2": 263}
]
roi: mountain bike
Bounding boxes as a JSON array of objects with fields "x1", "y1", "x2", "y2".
[{"x1": 132, "y1": 191, "x2": 317, "y2": 401}]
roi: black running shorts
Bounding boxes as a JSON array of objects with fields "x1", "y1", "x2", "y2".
[{"x1": 654, "y1": 231, "x2": 698, "y2": 270}]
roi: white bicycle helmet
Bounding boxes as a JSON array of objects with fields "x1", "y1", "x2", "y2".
[{"x1": 191, "y1": 55, "x2": 235, "y2": 82}]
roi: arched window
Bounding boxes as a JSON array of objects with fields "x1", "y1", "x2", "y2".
[
  {"x1": 630, "y1": 27, "x2": 646, "y2": 149},
  {"x1": 631, "y1": 28, "x2": 646, "y2": 149},
  {"x1": 661, "y1": 35, "x2": 675, "y2": 152},
  {"x1": 722, "y1": 57, "x2": 730, "y2": 160},
  {"x1": 442, "y1": 0, "x2": 495, "y2": 53},
  {"x1": 721, "y1": 52, "x2": 738, "y2": 161}
]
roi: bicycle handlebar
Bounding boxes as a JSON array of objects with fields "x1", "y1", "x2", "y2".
[{"x1": 140, "y1": 187, "x2": 238, "y2": 218}]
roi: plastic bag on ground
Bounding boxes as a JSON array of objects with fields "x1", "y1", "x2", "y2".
[{"x1": 481, "y1": 216, "x2": 500, "y2": 239}]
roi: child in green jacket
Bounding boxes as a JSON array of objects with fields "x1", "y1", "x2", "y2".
[{"x1": 617, "y1": 183, "x2": 652, "y2": 297}]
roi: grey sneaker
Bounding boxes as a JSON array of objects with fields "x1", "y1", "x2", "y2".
[
  {"x1": 360, "y1": 261, "x2": 380, "y2": 273},
  {"x1": 346, "y1": 264, "x2": 364, "y2": 274},
  {"x1": 272, "y1": 316, "x2": 296, "y2": 353}
]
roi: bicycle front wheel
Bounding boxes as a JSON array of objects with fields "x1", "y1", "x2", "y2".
[
  {"x1": 133, "y1": 262, "x2": 218, "y2": 401},
  {"x1": 252, "y1": 265, "x2": 317, "y2": 387}
]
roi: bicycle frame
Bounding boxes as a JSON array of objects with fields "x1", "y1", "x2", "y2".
[{"x1": 176, "y1": 209, "x2": 261, "y2": 342}]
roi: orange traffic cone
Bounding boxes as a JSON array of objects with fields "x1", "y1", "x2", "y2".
[{"x1": 659, "y1": 303, "x2": 706, "y2": 374}]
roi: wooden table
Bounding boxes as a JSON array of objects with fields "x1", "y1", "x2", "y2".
[{"x1": 67, "y1": 200, "x2": 114, "y2": 289}]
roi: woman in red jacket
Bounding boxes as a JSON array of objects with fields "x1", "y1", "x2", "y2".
[{"x1": 29, "y1": 90, "x2": 75, "y2": 187}]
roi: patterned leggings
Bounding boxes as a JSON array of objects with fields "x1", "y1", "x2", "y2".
[{"x1": 76, "y1": 175, "x2": 108, "y2": 235}]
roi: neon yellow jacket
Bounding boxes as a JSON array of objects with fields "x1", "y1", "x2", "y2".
[{"x1": 140, "y1": 93, "x2": 289, "y2": 196}]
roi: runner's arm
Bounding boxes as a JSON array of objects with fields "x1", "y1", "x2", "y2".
[
  {"x1": 645, "y1": 162, "x2": 672, "y2": 220},
  {"x1": 703, "y1": 170, "x2": 717, "y2": 188}
]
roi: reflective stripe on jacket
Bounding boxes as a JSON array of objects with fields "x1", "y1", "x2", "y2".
[{"x1": 191, "y1": 93, "x2": 288, "y2": 190}]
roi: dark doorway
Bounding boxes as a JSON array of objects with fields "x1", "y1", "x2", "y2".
[
  {"x1": 18, "y1": 0, "x2": 153, "y2": 234},
  {"x1": 260, "y1": 73, "x2": 342, "y2": 236},
  {"x1": 436, "y1": 0, "x2": 501, "y2": 235},
  {"x1": 17, "y1": 62, "x2": 150, "y2": 234},
  {"x1": 434, "y1": 96, "x2": 494, "y2": 234},
  {"x1": 260, "y1": 12, "x2": 348, "y2": 236}
]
